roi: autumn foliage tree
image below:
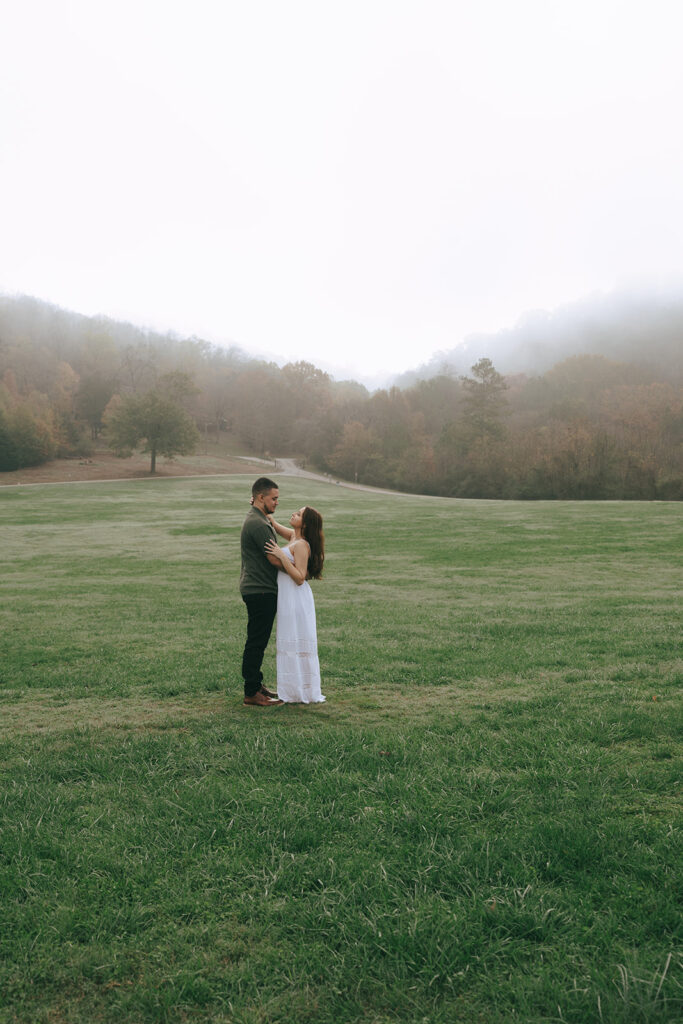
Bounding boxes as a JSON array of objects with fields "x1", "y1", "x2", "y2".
[
  {"x1": 0, "y1": 372, "x2": 58, "y2": 470},
  {"x1": 329, "y1": 421, "x2": 379, "y2": 482}
]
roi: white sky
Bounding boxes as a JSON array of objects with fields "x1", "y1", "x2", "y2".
[{"x1": 2, "y1": 0, "x2": 683, "y2": 383}]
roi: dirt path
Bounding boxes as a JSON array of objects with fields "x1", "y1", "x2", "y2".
[{"x1": 275, "y1": 457, "x2": 335, "y2": 482}]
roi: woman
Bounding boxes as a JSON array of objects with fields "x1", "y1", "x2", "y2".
[{"x1": 264, "y1": 506, "x2": 326, "y2": 704}]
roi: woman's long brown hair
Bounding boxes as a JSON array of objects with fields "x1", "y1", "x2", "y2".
[{"x1": 301, "y1": 506, "x2": 324, "y2": 579}]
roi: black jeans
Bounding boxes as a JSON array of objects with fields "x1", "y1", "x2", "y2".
[{"x1": 241, "y1": 593, "x2": 278, "y2": 696}]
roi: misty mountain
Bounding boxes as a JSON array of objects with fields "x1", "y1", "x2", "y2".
[
  {"x1": 394, "y1": 288, "x2": 683, "y2": 386},
  {"x1": 0, "y1": 292, "x2": 252, "y2": 379},
  {"x1": 2, "y1": 287, "x2": 682, "y2": 396}
]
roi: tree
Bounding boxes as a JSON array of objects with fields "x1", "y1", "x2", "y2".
[
  {"x1": 0, "y1": 404, "x2": 56, "y2": 470},
  {"x1": 282, "y1": 360, "x2": 330, "y2": 392},
  {"x1": 76, "y1": 373, "x2": 117, "y2": 439},
  {"x1": 459, "y1": 357, "x2": 509, "y2": 443},
  {"x1": 0, "y1": 408, "x2": 17, "y2": 470},
  {"x1": 104, "y1": 374, "x2": 199, "y2": 473},
  {"x1": 407, "y1": 374, "x2": 462, "y2": 435},
  {"x1": 282, "y1": 361, "x2": 332, "y2": 453},
  {"x1": 328, "y1": 421, "x2": 378, "y2": 482}
]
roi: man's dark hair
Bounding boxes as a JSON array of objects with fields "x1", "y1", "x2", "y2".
[{"x1": 251, "y1": 477, "x2": 278, "y2": 498}]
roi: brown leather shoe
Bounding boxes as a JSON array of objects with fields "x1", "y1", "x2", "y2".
[
  {"x1": 260, "y1": 685, "x2": 279, "y2": 699},
  {"x1": 243, "y1": 692, "x2": 283, "y2": 707}
]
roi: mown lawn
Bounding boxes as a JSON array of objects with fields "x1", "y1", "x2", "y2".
[{"x1": 1, "y1": 477, "x2": 681, "y2": 1023}]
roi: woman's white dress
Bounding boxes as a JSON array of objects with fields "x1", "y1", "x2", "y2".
[{"x1": 276, "y1": 546, "x2": 325, "y2": 703}]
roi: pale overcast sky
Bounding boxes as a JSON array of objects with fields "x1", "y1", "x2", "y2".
[{"x1": 2, "y1": 0, "x2": 682, "y2": 382}]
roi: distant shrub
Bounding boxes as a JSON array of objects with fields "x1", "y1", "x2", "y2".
[{"x1": 0, "y1": 405, "x2": 56, "y2": 471}]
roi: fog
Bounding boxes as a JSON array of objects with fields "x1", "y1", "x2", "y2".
[
  {"x1": 395, "y1": 287, "x2": 683, "y2": 386},
  {"x1": 3, "y1": 2, "x2": 683, "y2": 384}
]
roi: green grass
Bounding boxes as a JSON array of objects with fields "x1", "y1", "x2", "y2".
[{"x1": 0, "y1": 477, "x2": 681, "y2": 1023}]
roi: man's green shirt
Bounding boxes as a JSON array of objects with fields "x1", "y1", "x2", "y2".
[{"x1": 239, "y1": 508, "x2": 278, "y2": 595}]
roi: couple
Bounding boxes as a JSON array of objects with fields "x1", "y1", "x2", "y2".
[{"x1": 239, "y1": 477, "x2": 326, "y2": 707}]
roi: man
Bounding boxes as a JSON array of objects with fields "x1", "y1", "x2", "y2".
[{"x1": 239, "y1": 477, "x2": 283, "y2": 706}]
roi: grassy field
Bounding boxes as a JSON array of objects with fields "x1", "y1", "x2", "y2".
[{"x1": 0, "y1": 477, "x2": 681, "y2": 1023}]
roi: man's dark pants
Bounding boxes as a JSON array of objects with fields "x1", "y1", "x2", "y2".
[{"x1": 241, "y1": 593, "x2": 277, "y2": 697}]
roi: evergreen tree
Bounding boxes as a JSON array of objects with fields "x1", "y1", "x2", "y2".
[{"x1": 459, "y1": 358, "x2": 509, "y2": 443}]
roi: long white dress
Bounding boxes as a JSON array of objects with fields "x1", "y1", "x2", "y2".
[{"x1": 276, "y1": 546, "x2": 326, "y2": 703}]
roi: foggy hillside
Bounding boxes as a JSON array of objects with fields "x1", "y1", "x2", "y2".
[
  {"x1": 2, "y1": 287, "x2": 681, "y2": 390},
  {"x1": 1, "y1": 288, "x2": 681, "y2": 500},
  {"x1": 395, "y1": 289, "x2": 683, "y2": 386}
]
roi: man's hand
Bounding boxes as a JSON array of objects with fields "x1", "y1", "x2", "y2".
[{"x1": 265, "y1": 539, "x2": 283, "y2": 563}]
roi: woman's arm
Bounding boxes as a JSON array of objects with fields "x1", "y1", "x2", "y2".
[
  {"x1": 264, "y1": 539, "x2": 309, "y2": 585},
  {"x1": 267, "y1": 515, "x2": 295, "y2": 541}
]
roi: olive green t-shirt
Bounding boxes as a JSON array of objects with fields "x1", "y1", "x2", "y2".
[{"x1": 239, "y1": 508, "x2": 278, "y2": 595}]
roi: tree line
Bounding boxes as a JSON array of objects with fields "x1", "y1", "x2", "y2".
[{"x1": 1, "y1": 294, "x2": 681, "y2": 499}]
